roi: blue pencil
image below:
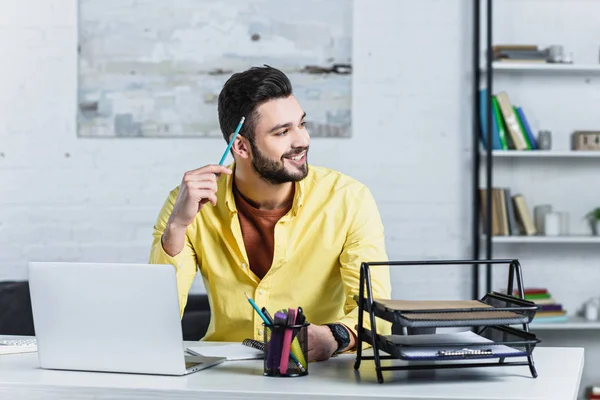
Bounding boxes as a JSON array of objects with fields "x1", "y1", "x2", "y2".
[
  {"x1": 244, "y1": 292, "x2": 271, "y2": 326},
  {"x1": 218, "y1": 116, "x2": 245, "y2": 165}
]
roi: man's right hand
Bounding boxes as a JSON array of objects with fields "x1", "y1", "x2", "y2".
[
  {"x1": 162, "y1": 165, "x2": 232, "y2": 256},
  {"x1": 168, "y1": 165, "x2": 232, "y2": 228}
]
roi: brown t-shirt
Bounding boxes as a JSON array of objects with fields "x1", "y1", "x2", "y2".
[{"x1": 233, "y1": 185, "x2": 292, "y2": 279}]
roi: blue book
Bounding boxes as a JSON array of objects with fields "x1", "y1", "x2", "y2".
[
  {"x1": 516, "y1": 107, "x2": 538, "y2": 150},
  {"x1": 479, "y1": 89, "x2": 502, "y2": 150}
]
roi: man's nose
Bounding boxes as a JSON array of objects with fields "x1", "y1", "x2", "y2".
[{"x1": 292, "y1": 126, "x2": 310, "y2": 148}]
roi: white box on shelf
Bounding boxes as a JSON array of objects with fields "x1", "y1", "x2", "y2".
[{"x1": 544, "y1": 213, "x2": 560, "y2": 236}]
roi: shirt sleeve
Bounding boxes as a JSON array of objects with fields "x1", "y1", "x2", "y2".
[
  {"x1": 148, "y1": 188, "x2": 199, "y2": 318},
  {"x1": 337, "y1": 186, "x2": 392, "y2": 339}
]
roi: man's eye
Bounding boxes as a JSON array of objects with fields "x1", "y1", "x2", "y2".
[
  {"x1": 277, "y1": 129, "x2": 288, "y2": 136},
  {"x1": 300, "y1": 121, "x2": 307, "y2": 128}
]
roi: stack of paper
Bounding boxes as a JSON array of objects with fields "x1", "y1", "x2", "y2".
[{"x1": 385, "y1": 330, "x2": 524, "y2": 360}]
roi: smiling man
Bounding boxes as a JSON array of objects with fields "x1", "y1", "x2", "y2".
[{"x1": 149, "y1": 65, "x2": 391, "y2": 362}]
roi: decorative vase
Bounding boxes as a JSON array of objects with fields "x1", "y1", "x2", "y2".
[{"x1": 591, "y1": 219, "x2": 600, "y2": 236}]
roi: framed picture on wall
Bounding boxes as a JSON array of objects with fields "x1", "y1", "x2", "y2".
[{"x1": 77, "y1": 0, "x2": 353, "y2": 138}]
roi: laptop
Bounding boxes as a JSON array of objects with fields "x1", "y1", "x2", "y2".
[{"x1": 28, "y1": 262, "x2": 225, "y2": 375}]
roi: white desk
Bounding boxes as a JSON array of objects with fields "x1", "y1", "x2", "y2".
[{"x1": 0, "y1": 340, "x2": 584, "y2": 400}]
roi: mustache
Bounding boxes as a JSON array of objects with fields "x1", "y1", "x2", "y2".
[{"x1": 282, "y1": 147, "x2": 309, "y2": 158}]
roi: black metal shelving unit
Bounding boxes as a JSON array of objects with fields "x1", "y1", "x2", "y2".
[{"x1": 472, "y1": 0, "x2": 495, "y2": 299}]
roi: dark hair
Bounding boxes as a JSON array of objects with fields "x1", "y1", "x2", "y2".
[{"x1": 218, "y1": 65, "x2": 293, "y2": 144}]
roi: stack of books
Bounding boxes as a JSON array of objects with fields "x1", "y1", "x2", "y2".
[
  {"x1": 479, "y1": 89, "x2": 537, "y2": 151},
  {"x1": 479, "y1": 188, "x2": 535, "y2": 236},
  {"x1": 514, "y1": 288, "x2": 567, "y2": 324},
  {"x1": 492, "y1": 44, "x2": 549, "y2": 64},
  {"x1": 515, "y1": 288, "x2": 568, "y2": 323}
]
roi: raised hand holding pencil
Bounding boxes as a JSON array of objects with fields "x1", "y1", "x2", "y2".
[
  {"x1": 162, "y1": 116, "x2": 244, "y2": 257},
  {"x1": 161, "y1": 164, "x2": 231, "y2": 257}
]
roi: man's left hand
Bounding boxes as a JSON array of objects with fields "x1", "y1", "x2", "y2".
[
  {"x1": 306, "y1": 324, "x2": 356, "y2": 362},
  {"x1": 306, "y1": 324, "x2": 338, "y2": 362}
]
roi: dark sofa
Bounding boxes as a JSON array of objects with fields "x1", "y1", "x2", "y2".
[
  {"x1": 0, "y1": 281, "x2": 35, "y2": 336},
  {"x1": 0, "y1": 281, "x2": 212, "y2": 341}
]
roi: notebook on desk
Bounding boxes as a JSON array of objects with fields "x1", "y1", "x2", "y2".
[{"x1": 186, "y1": 343, "x2": 264, "y2": 361}]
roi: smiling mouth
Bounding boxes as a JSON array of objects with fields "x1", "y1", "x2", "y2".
[
  {"x1": 289, "y1": 152, "x2": 305, "y2": 161},
  {"x1": 284, "y1": 150, "x2": 306, "y2": 162}
]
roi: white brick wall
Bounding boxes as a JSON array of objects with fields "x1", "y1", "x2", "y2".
[
  {"x1": 1, "y1": 0, "x2": 599, "y2": 395},
  {"x1": 0, "y1": 0, "x2": 474, "y2": 299},
  {"x1": 1, "y1": 0, "x2": 598, "y2": 301}
]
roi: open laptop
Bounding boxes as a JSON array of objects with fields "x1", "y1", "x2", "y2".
[{"x1": 28, "y1": 262, "x2": 224, "y2": 375}]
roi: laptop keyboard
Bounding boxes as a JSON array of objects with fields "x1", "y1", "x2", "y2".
[{"x1": 0, "y1": 339, "x2": 37, "y2": 347}]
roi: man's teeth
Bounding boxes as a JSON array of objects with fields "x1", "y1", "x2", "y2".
[{"x1": 290, "y1": 153, "x2": 304, "y2": 161}]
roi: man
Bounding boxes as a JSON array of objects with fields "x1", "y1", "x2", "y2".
[{"x1": 149, "y1": 65, "x2": 391, "y2": 362}]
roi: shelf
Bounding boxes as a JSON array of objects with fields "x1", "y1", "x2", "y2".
[
  {"x1": 481, "y1": 150, "x2": 600, "y2": 158},
  {"x1": 487, "y1": 236, "x2": 600, "y2": 244},
  {"x1": 529, "y1": 317, "x2": 600, "y2": 331},
  {"x1": 482, "y1": 62, "x2": 600, "y2": 73}
]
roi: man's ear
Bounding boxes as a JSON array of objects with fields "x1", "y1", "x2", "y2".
[{"x1": 231, "y1": 134, "x2": 250, "y2": 159}]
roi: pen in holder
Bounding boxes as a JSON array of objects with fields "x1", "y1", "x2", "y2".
[{"x1": 263, "y1": 321, "x2": 309, "y2": 377}]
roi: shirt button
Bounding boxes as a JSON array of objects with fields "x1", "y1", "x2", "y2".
[
  {"x1": 258, "y1": 329, "x2": 264, "y2": 335},
  {"x1": 241, "y1": 263, "x2": 247, "y2": 269},
  {"x1": 258, "y1": 289, "x2": 264, "y2": 295}
]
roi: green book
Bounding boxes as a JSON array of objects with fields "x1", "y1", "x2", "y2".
[
  {"x1": 492, "y1": 96, "x2": 508, "y2": 150},
  {"x1": 513, "y1": 106, "x2": 532, "y2": 149},
  {"x1": 524, "y1": 293, "x2": 552, "y2": 300}
]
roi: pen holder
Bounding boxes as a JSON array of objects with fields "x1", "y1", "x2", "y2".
[{"x1": 263, "y1": 322, "x2": 309, "y2": 377}]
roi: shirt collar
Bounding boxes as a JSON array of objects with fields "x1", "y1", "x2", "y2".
[{"x1": 224, "y1": 163, "x2": 237, "y2": 213}]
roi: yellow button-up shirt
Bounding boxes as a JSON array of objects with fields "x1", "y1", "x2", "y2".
[{"x1": 149, "y1": 164, "x2": 391, "y2": 342}]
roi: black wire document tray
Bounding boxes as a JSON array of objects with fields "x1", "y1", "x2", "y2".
[
  {"x1": 356, "y1": 291, "x2": 537, "y2": 328},
  {"x1": 353, "y1": 259, "x2": 541, "y2": 383}
]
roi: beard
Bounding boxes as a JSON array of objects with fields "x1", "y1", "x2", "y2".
[{"x1": 249, "y1": 141, "x2": 309, "y2": 185}]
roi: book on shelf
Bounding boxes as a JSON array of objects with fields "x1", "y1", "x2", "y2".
[
  {"x1": 495, "y1": 92, "x2": 528, "y2": 150},
  {"x1": 491, "y1": 44, "x2": 549, "y2": 63},
  {"x1": 495, "y1": 59, "x2": 548, "y2": 64},
  {"x1": 480, "y1": 188, "x2": 536, "y2": 236},
  {"x1": 478, "y1": 89, "x2": 538, "y2": 151},
  {"x1": 479, "y1": 89, "x2": 505, "y2": 150},
  {"x1": 515, "y1": 106, "x2": 537, "y2": 150},
  {"x1": 513, "y1": 288, "x2": 568, "y2": 323}
]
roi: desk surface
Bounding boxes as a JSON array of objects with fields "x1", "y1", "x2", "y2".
[{"x1": 0, "y1": 339, "x2": 584, "y2": 400}]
